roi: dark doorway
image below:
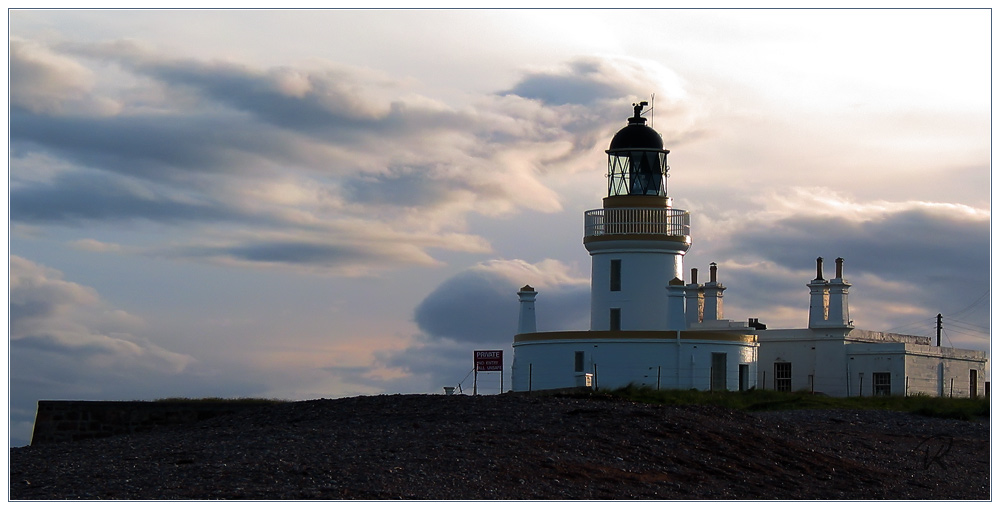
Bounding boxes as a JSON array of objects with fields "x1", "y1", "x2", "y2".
[{"x1": 711, "y1": 352, "x2": 727, "y2": 391}]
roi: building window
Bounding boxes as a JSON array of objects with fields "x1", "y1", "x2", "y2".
[
  {"x1": 970, "y1": 369, "x2": 978, "y2": 398},
  {"x1": 610, "y1": 259, "x2": 621, "y2": 291},
  {"x1": 774, "y1": 362, "x2": 791, "y2": 392},
  {"x1": 574, "y1": 351, "x2": 585, "y2": 373},
  {"x1": 610, "y1": 308, "x2": 621, "y2": 331},
  {"x1": 873, "y1": 372, "x2": 891, "y2": 396}
]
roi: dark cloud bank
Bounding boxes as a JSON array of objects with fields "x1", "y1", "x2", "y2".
[{"x1": 10, "y1": 40, "x2": 665, "y2": 275}]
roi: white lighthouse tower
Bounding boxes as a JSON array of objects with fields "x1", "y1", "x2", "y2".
[
  {"x1": 511, "y1": 103, "x2": 758, "y2": 393},
  {"x1": 585, "y1": 101, "x2": 691, "y2": 331}
]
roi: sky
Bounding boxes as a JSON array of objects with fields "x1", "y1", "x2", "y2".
[{"x1": 5, "y1": 8, "x2": 992, "y2": 447}]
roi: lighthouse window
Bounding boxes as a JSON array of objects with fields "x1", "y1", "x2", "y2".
[
  {"x1": 574, "y1": 351, "x2": 585, "y2": 373},
  {"x1": 872, "y1": 372, "x2": 891, "y2": 396},
  {"x1": 608, "y1": 154, "x2": 631, "y2": 196},
  {"x1": 610, "y1": 308, "x2": 621, "y2": 331},
  {"x1": 610, "y1": 259, "x2": 621, "y2": 291},
  {"x1": 607, "y1": 152, "x2": 667, "y2": 197},
  {"x1": 774, "y1": 362, "x2": 791, "y2": 392},
  {"x1": 629, "y1": 151, "x2": 664, "y2": 196}
]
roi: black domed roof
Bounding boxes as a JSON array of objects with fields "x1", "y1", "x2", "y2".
[
  {"x1": 609, "y1": 121, "x2": 663, "y2": 150},
  {"x1": 609, "y1": 103, "x2": 664, "y2": 150}
]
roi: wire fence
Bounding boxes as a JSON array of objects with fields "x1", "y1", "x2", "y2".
[
  {"x1": 514, "y1": 363, "x2": 986, "y2": 398},
  {"x1": 447, "y1": 369, "x2": 506, "y2": 395},
  {"x1": 755, "y1": 372, "x2": 985, "y2": 398}
]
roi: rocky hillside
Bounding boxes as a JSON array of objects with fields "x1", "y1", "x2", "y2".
[{"x1": 8, "y1": 393, "x2": 990, "y2": 500}]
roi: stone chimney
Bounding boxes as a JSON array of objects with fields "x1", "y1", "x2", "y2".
[
  {"x1": 685, "y1": 268, "x2": 704, "y2": 326},
  {"x1": 807, "y1": 257, "x2": 829, "y2": 329},
  {"x1": 826, "y1": 257, "x2": 852, "y2": 328},
  {"x1": 703, "y1": 262, "x2": 726, "y2": 321}
]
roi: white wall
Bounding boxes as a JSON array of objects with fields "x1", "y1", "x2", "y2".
[
  {"x1": 512, "y1": 335, "x2": 757, "y2": 393},
  {"x1": 757, "y1": 329, "x2": 988, "y2": 398},
  {"x1": 757, "y1": 329, "x2": 850, "y2": 395},
  {"x1": 902, "y1": 345, "x2": 988, "y2": 398},
  {"x1": 844, "y1": 343, "x2": 907, "y2": 396},
  {"x1": 589, "y1": 251, "x2": 684, "y2": 331}
]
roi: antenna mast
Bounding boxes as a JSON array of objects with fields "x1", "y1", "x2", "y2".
[{"x1": 650, "y1": 93, "x2": 655, "y2": 127}]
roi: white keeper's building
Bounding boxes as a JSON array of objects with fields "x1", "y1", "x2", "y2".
[
  {"x1": 509, "y1": 103, "x2": 988, "y2": 397},
  {"x1": 756, "y1": 257, "x2": 987, "y2": 398}
]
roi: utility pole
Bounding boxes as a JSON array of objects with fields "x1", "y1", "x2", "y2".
[{"x1": 936, "y1": 313, "x2": 943, "y2": 347}]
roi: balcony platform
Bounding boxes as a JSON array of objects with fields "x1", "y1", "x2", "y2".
[{"x1": 584, "y1": 207, "x2": 691, "y2": 242}]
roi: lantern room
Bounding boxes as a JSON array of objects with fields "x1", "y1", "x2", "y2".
[{"x1": 606, "y1": 101, "x2": 670, "y2": 198}]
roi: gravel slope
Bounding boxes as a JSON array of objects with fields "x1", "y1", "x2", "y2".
[{"x1": 8, "y1": 393, "x2": 990, "y2": 500}]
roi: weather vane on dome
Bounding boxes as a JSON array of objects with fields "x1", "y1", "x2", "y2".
[{"x1": 632, "y1": 101, "x2": 648, "y2": 119}]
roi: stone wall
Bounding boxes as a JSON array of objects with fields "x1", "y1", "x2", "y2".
[{"x1": 30, "y1": 400, "x2": 275, "y2": 446}]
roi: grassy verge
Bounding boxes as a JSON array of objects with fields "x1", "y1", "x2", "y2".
[
  {"x1": 603, "y1": 385, "x2": 988, "y2": 421},
  {"x1": 153, "y1": 397, "x2": 287, "y2": 404}
]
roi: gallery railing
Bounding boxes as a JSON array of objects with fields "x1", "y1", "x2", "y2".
[{"x1": 584, "y1": 207, "x2": 690, "y2": 237}]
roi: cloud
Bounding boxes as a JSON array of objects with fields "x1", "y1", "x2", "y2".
[
  {"x1": 68, "y1": 238, "x2": 124, "y2": 252},
  {"x1": 343, "y1": 259, "x2": 591, "y2": 393},
  {"x1": 504, "y1": 69, "x2": 626, "y2": 107},
  {"x1": 147, "y1": 224, "x2": 492, "y2": 277},
  {"x1": 10, "y1": 168, "x2": 239, "y2": 224},
  {"x1": 414, "y1": 259, "x2": 589, "y2": 343},
  {"x1": 501, "y1": 56, "x2": 687, "y2": 107},
  {"x1": 9, "y1": 255, "x2": 194, "y2": 371},
  {"x1": 720, "y1": 188, "x2": 989, "y2": 285},
  {"x1": 9, "y1": 38, "x2": 118, "y2": 115},
  {"x1": 690, "y1": 188, "x2": 990, "y2": 347},
  {"x1": 11, "y1": 40, "x2": 691, "y2": 276},
  {"x1": 7, "y1": 255, "x2": 334, "y2": 445},
  {"x1": 10, "y1": 107, "x2": 285, "y2": 182},
  {"x1": 8, "y1": 255, "x2": 203, "y2": 444}
]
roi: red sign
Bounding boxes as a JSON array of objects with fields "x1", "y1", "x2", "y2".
[{"x1": 474, "y1": 350, "x2": 503, "y2": 372}]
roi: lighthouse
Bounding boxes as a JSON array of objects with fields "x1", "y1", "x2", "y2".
[
  {"x1": 511, "y1": 103, "x2": 758, "y2": 393},
  {"x1": 585, "y1": 101, "x2": 691, "y2": 331},
  {"x1": 509, "y1": 102, "x2": 987, "y2": 397}
]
